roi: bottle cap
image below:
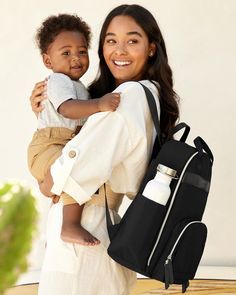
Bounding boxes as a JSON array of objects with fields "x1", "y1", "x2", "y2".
[{"x1": 157, "y1": 164, "x2": 177, "y2": 178}]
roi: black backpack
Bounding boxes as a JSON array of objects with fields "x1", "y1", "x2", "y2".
[{"x1": 105, "y1": 84, "x2": 214, "y2": 293}]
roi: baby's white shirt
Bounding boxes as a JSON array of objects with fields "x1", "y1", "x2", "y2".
[{"x1": 38, "y1": 73, "x2": 89, "y2": 130}]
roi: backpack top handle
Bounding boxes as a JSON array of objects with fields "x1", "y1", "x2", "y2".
[
  {"x1": 168, "y1": 122, "x2": 190, "y2": 142},
  {"x1": 194, "y1": 136, "x2": 214, "y2": 164}
]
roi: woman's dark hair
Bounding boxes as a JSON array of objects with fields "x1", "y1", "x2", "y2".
[
  {"x1": 89, "y1": 4, "x2": 179, "y2": 138},
  {"x1": 36, "y1": 14, "x2": 91, "y2": 54}
]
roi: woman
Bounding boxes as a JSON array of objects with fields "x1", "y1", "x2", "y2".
[{"x1": 30, "y1": 4, "x2": 179, "y2": 295}]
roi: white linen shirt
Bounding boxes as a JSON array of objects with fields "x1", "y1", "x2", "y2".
[{"x1": 51, "y1": 80, "x2": 160, "y2": 205}]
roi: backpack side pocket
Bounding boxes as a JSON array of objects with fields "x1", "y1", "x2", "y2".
[
  {"x1": 151, "y1": 220, "x2": 207, "y2": 289},
  {"x1": 107, "y1": 194, "x2": 167, "y2": 274}
]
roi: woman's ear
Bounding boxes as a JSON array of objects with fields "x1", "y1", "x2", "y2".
[
  {"x1": 149, "y1": 42, "x2": 156, "y2": 57},
  {"x1": 42, "y1": 53, "x2": 52, "y2": 69}
]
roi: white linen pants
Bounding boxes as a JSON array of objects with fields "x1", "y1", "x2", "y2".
[{"x1": 38, "y1": 202, "x2": 136, "y2": 295}]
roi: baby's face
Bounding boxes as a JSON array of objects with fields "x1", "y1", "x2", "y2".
[{"x1": 43, "y1": 31, "x2": 89, "y2": 81}]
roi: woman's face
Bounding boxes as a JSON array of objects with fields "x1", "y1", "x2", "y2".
[{"x1": 103, "y1": 15, "x2": 155, "y2": 85}]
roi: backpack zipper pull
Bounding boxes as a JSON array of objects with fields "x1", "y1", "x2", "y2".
[
  {"x1": 182, "y1": 280, "x2": 189, "y2": 293},
  {"x1": 164, "y1": 255, "x2": 174, "y2": 289}
]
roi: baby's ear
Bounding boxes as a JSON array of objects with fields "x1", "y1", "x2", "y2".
[{"x1": 42, "y1": 53, "x2": 52, "y2": 69}]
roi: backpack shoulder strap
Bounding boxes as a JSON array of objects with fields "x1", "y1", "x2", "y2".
[
  {"x1": 139, "y1": 83, "x2": 161, "y2": 137},
  {"x1": 139, "y1": 82, "x2": 162, "y2": 156}
]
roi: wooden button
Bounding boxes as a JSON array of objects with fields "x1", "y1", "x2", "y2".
[{"x1": 69, "y1": 150, "x2": 76, "y2": 158}]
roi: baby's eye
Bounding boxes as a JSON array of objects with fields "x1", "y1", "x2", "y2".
[
  {"x1": 79, "y1": 50, "x2": 88, "y2": 56},
  {"x1": 62, "y1": 51, "x2": 70, "y2": 56}
]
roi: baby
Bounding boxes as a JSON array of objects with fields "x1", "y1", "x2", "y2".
[{"x1": 28, "y1": 14, "x2": 120, "y2": 246}]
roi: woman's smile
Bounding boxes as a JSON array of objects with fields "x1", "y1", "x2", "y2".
[{"x1": 113, "y1": 60, "x2": 132, "y2": 67}]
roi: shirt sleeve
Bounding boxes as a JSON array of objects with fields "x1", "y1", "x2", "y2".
[
  {"x1": 47, "y1": 73, "x2": 77, "y2": 110},
  {"x1": 51, "y1": 81, "x2": 157, "y2": 205},
  {"x1": 51, "y1": 110, "x2": 132, "y2": 204}
]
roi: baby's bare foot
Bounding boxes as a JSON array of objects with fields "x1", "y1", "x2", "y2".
[{"x1": 61, "y1": 224, "x2": 100, "y2": 246}]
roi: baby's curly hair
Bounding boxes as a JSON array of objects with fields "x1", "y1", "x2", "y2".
[{"x1": 36, "y1": 14, "x2": 91, "y2": 54}]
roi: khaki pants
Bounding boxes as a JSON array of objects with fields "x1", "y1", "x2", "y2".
[{"x1": 27, "y1": 127, "x2": 77, "y2": 205}]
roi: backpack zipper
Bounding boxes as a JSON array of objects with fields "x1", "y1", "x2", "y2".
[
  {"x1": 166, "y1": 220, "x2": 203, "y2": 261},
  {"x1": 164, "y1": 221, "x2": 202, "y2": 289},
  {"x1": 147, "y1": 151, "x2": 198, "y2": 267}
]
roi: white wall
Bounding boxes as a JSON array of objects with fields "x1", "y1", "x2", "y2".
[{"x1": 0, "y1": 0, "x2": 235, "y2": 281}]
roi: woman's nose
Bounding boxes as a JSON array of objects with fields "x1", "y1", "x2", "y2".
[{"x1": 114, "y1": 43, "x2": 127, "y2": 55}]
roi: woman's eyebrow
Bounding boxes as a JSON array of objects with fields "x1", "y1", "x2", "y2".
[
  {"x1": 127, "y1": 31, "x2": 143, "y2": 37},
  {"x1": 105, "y1": 31, "x2": 143, "y2": 38},
  {"x1": 105, "y1": 32, "x2": 115, "y2": 37}
]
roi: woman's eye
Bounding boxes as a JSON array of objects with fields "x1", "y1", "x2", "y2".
[
  {"x1": 106, "y1": 39, "x2": 116, "y2": 44},
  {"x1": 128, "y1": 39, "x2": 138, "y2": 44},
  {"x1": 62, "y1": 51, "x2": 70, "y2": 56}
]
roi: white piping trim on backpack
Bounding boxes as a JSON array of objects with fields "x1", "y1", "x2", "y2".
[
  {"x1": 167, "y1": 220, "x2": 203, "y2": 261},
  {"x1": 147, "y1": 151, "x2": 199, "y2": 267}
]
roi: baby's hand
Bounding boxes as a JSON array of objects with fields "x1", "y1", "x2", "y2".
[{"x1": 98, "y1": 93, "x2": 121, "y2": 112}]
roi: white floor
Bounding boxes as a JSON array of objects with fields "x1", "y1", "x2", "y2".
[{"x1": 16, "y1": 266, "x2": 236, "y2": 286}]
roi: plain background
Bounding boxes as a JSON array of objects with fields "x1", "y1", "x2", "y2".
[{"x1": 0, "y1": 0, "x2": 235, "y2": 281}]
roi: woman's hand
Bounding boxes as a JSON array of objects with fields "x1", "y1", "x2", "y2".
[
  {"x1": 30, "y1": 80, "x2": 47, "y2": 116},
  {"x1": 38, "y1": 169, "x2": 60, "y2": 204}
]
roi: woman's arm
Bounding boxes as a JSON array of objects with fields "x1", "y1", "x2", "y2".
[
  {"x1": 49, "y1": 81, "x2": 158, "y2": 205},
  {"x1": 39, "y1": 109, "x2": 130, "y2": 204}
]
